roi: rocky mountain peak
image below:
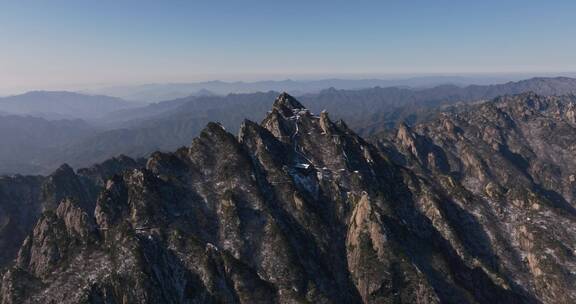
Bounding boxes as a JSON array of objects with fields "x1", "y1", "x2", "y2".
[
  {"x1": 76, "y1": 155, "x2": 143, "y2": 187},
  {"x1": 396, "y1": 122, "x2": 414, "y2": 142},
  {"x1": 40, "y1": 163, "x2": 96, "y2": 212},
  {"x1": 52, "y1": 163, "x2": 75, "y2": 176},
  {"x1": 194, "y1": 121, "x2": 236, "y2": 146},
  {"x1": 272, "y1": 92, "x2": 306, "y2": 117},
  {"x1": 396, "y1": 122, "x2": 419, "y2": 155},
  {"x1": 1, "y1": 92, "x2": 575, "y2": 303},
  {"x1": 15, "y1": 197, "x2": 97, "y2": 279}
]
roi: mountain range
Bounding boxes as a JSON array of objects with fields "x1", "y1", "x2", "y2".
[
  {"x1": 0, "y1": 92, "x2": 574, "y2": 303},
  {"x1": 0, "y1": 91, "x2": 137, "y2": 120},
  {"x1": 83, "y1": 75, "x2": 530, "y2": 103},
  {"x1": 3, "y1": 77, "x2": 576, "y2": 176}
]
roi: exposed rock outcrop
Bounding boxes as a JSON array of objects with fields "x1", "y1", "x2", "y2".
[{"x1": 0, "y1": 93, "x2": 574, "y2": 303}]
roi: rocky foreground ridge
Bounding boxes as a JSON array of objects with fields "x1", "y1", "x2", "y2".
[{"x1": 0, "y1": 93, "x2": 575, "y2": 303}]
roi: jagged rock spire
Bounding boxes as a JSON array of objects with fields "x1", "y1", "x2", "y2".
[
  {"x1": 53, "y1": 163, "x2": 75, "y2": 175},
  {"x1": 3, "y1": 92, "x2": 574, "y2": 304},
  {"x1": 273, "y1": 92, "x2": 305, "y2": 117}
]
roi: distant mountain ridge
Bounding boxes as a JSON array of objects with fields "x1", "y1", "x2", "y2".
[
  {"x1": 0, "y1": 91, "x2": 138, "y2": 120},
  {"x1": 85, "y1": 75, "x2": 524, "y2": 102},
  {"x1": 3, "y1": 77, "x2": 576, "y2": 175},
  {"x1": 300, "y1": 76, "x2": 576, "y2": 133},
  {"x1": 0, "y1": 115, "x2": 98, "y2": 175},
  {"x1": 46, "y1": 77, "x2": 576, "y2": 174}
]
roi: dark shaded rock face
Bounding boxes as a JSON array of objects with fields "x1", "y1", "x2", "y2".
[
  {"x1": 0, "y1": 175, "x2": 44, "y2": 270},
  {"x1": 1, "y1": 93, "x2": 575, "y2": 303},
  {"x1": 0, "y1": 158, "x2": 142, "y2": 273},
  {"x1": 376, "y1": 92, "x2": 576, "y2": 303}
]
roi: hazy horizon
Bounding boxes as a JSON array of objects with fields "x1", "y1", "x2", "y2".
[
  {"x1": 2, "y1": 72, "x2": 576, "y2": 97},
  {"x1": 2, "y1": 0, "x2": 576, "y2": 95}
]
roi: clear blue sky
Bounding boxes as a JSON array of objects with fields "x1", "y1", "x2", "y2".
[{"x1": 1, "y1": 0, "x2": 575, "y2": 91}]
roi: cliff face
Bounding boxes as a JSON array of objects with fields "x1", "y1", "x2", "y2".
[
  {"x1": 0, "y1": 175, "x2": 44, "y2": 270},
  {"x1": 0, "y1": 156, "x2": 142, "y2": 272},
  {"x1": 378, "y1": 92, "x2": 576, "y2": 303},
  {"x1": 1, "y1": 93, "x2": 574, "y2": 303}
]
